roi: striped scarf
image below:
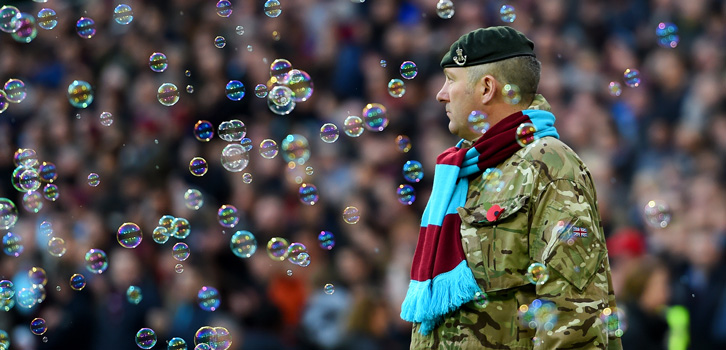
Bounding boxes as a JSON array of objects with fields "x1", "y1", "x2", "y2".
[{"x1": 401, "y1": 108, "x2": 559, "y2": 335}]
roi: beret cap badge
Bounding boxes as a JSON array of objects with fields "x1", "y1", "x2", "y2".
[{"x1": 453, "y1": 47, "x2": 467, "y2": 66}]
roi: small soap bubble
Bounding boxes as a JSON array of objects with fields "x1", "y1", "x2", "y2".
[
  {"x1": 22, "y1": 191, "x2": 43, "y2": 213},
  {"x1": 39, "y1": 221, "x2": 53, "y2": 236},
  {"x1": 400, "y1": 61, "x2": 418, "y2": 79},
  {"x1": 298, "y1": 183, "x2": 319, "y2": 205},
  {"x1": 242, "y1": 173, "x2": 252, "y2": 184},
  {"x1": 267, "y1": 93, "x2": 296, "y2": 115},
  {"x1": 159, "y1": 215, "x2": 175, "y2": 231},
  {"x1": 259, "y1": 139, "x2": 278, "y2": 159},
  {"x1": 362, "y1": 103, "x2": 388, "y2": 131},
  {"x1": 266, "y1": 237, "x2": 290, "y2": 261},
  {"x1": 526, "y1": 262, "x2": 549, "y2": 285},
  {"x1": 10, "y1": 13, "x2": 37, "y2": 43},
  {"x1": 76, "y1": 17, "x2": 96, "y2": 38},
  {"x1": 515, "y1": 123, "x2": 537, "y2": 147},
  {"x1": 221, "y1": 143, "x2": 250, "y2": 172},
  {"x1": 600, "y1": 307, "x2": 627, "y2": 337},
  {"x1": 99, "y1": 111, "x2": 113, "y2": 126},
  {"x1": 240, "y1": 137, "x2": 253, "y2": 152},
  {"x1": 185, "y1": 70, "x2": 191, "y2": 77},
  {"x1": 656, "y1": 22, "x2": 679, "y2": 48},
  {"x1": 217, "y1": 205, "x2": 239, "y2": 228},
  {"x1": 184, "y1": 189, "x2": 204, "y2": 210},
  {"x1": 157, "y1": 83, "x2": 180, "y2": 106},
  {"x1": 320, "y1": 123, "x2": 339, "y2": 143},
  {"x1": 264, "y1": 0, "x2": 282, "y2": 18},
  {"x1": 67, "y1": 80, "x2": 94, "y2": 108},
  {"x1": 149, "y1": 52, "x2": 168, "y2": 73},
  {"x1": 403, "y1": 160, "x2": 424, "y2": 183},
  {"x1": 380, "y1": 60, "x2": 387, "y2": 67},
  {"x1": 186, "y1": 85, "x2": 194, "y2": 93},
  {"x1": 136, "y1": 328, "x2": 157, "y2": 349},
  {"x1": 272, "y1": 30, "x2": 281, "y2": 41},
  {"x1": 47, "y1": 237, "x2": 66, "y2": 257},
  {"x1": 216, "y1": 0, "x2": 232, "y2": 17},
  {"x1": 623, "y1": 68, "x2": 640, "y2": 88},
  {"x1": 342, "y1": 206, "x2": 360, "y2": 224},
  {"x1": 172, "y1": 242, "x2": 190, "y2": 261},
  {"x1": 644, "y1": 200, "x2": 671, "y2": 228},
  {"x1": 0, "y1": 90, "x2": 8, "y2": 113},
  {"x1": 473, "y1": 291, "x2": 489, "y2": 308},
  {"x1": 343, "y1": 116, "x2": 364, "y2": 137},
  {"x1": 152, "y1": 226, "x2": 169, "y2": 244},
  {"x1": 14, "y1": 148, "x2": 38, "y2": 167},
  {"x1": 235, "y1": 25, "x2": 244, "y2": 35},
  {"x1": 499, "y1": 5, "x2": 516, "y2": 23},
  {"x1": 218, "y1": 120, "x2": 246, "y2": 141},
  {"x1": 214, "y1": 35, "x2": 226, "y2": 48},
  {"x1": 287, "y1": 243, "x2": 309, "y2": 265},
  {"x1": 28, "y1": 267, "x2": 47, "y2": 286},
  {"x1": 608, "y1": 82, "x2": 622, "y2": 97},
  {"x1": 0, "y1": 199, "x2": 18, "y2": 230},
  {"x1": 0, "y1": 330, "x2": 8, "y2": 350},
  {"x1": 281, "y1": 134, "x2": 311, "y2": 165},
  {"x1": 126, "y1": 285, "x2": 143, "y2": 304},
  {"x1": 254, "y1": 84, "x2": 268, "y2": 98},
  {"x1": 0, "y1": 6, "x2": 20, "y2": 33},
  {"x1": 194, "y1": 326, "x2": 217, "y2": 348},
  {"x1": 502, "y1": 84, "x2": 521, "y2": 104},
  {"x1": 117, "y1": 222, "x2": 142, "y2": 248},
  {"x1": 197, "y1": 286, "x2": 221, "y2": 311},
  {"x1": 286, "y1": 69, "x2": 314, "y2": 102},
  {"x1": 317, "y1": 231, "x2": 335, "y2": 250},
  {"x1": 468, "y1": 111, "x2": 490, "y2": 134},
  {"x1": 268, "y1": 84, "x2": 292, "y2": 106},
  {"x1": 87, "y1": 172, "x2": 100, "y2": 187},
  {"x1": 324, "y1": 284, "x2": 335, "y2": 295},
  {"x1": 69, "y1": 274, "x2": 86, "y2": 290},
  {"x1": 194, "y1": 120, "x2": 214, "y2": 142},
  {"x1": 436, "y1": 0, "x2": 454, "y2": 19},
  {"x1": 396, "y1": 135, "x2": 412, "y2": 153},
  {"x1": 41, "y1": 182, "x2": 58, "y2": 201},
  {"x1": 387, "y1": 79, "x2": 406, "y2": 98},
  {"x1": 113, "y1": 4, "x2": 133, "y2": 25},
  {"x1": 174, "y1": 264, "x2": 184, "y2": 273},
  {"x1": 171, "y1": 218, "x2": 191, "y2": 239},
  {"x1": 30, "y1": 318, "x2": 47, "y2": 335},
  {"x1": 37, "y1": 8, "x2": 57, "y2": 30},
  {"x1": 85, "y1": 248, "x2": 108, "y2": 274},
  {"x1": 305, "y1": 166, "x2": 314, "y2": 175},
  {"x1": 396, "y1": 184, "x2": 416, "y2": 205},
  {"x1": 0, "y1": 280, "x2": 14, "y2": 299},
  {"x1": 16, "y1": 287, "x2": 37, "y2": 308},
  {"x1": 18, "y1": 168, "x2": 41, "y2": 192},
  {"x1": 168, "y1": 337, "x2": 187, "y2": 350},
  {"x1": 189, "y1": 157, "x2": 208, "y2": 176},
  {"x1": 230, "y1": 230, "x2": 256, "y2": 258},
  {"x1": 286, "y1": 270, "x2": 293, "y2": 276},
  {"x1": 247, "y1": 45, "x2": 253, "y2": 52},
  {"x1": 482, "y1": 168, "x2": 505, "y2": 192}
]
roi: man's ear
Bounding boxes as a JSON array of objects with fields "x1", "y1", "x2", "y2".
[{"x1": 481, "y1": 75, "x2": 497, "y2": 105}]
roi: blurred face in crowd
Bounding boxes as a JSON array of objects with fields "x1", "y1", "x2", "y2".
[{"x1": 437, "y1": 67, "x2": 484, "y2": 141}]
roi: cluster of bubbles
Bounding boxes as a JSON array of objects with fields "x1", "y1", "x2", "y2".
[
  {"x1": 387, "y1": 61, "x2": 418, "y2": 98},
  {"x1": 518, "y1": 299, "x2": 558, "y2": 331},
  {"x1": 150, "y1": 214, "x2": 192, "y2": 247},
  {"x1": 525, "y1": 262, "x2": 549, "y2": 285},
  {"x1": 263, "y1": 59, "x2": 314, "y2": 115},
  {"x1": 0, "y1": 266, "x2": 51, "y2": 311},
  {"x1": 193, "y1": 326, "x2": 233, "y2": 350},
  {"x1": 644, "y1": 200, "x2": 671, "y2": 228}
]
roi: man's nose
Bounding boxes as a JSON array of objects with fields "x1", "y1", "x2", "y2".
[{"x1": 436, "y1": 85, "x2": 448, "y2": 103}]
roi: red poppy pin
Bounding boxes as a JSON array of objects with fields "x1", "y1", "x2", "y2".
[{"x1": 486, "y1": 204, "x2": 503, "y2": 221}]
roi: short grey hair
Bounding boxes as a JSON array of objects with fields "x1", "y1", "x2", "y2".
[{"x1": 466, "y1": 56, "x2": 541, "y2": 106}]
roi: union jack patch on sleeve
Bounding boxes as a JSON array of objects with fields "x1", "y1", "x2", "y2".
[{"x1": 572, "y1": 226, "x2": 588, "y2": 237}]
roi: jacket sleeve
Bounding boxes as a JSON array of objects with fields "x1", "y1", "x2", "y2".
[{"x1": 529, "y1": 179, "x2": 623, "y2": 350}]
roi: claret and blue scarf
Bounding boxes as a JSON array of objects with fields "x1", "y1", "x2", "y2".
[{"x1": 400, "y1": 109, "x2": 559, "y2": 335}]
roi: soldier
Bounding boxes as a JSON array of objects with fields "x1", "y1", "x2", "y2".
[{"x1": 401, "y1": 26, "x2": 623, "y2": 350}]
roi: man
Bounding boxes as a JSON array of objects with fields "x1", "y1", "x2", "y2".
[{"x1": 401, "y1": 26, "x2": 622, "y2": 349}]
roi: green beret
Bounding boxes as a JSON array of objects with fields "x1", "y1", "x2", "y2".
[{"x1": 440, "y1": 26, "x2": 535, "y2": 68}]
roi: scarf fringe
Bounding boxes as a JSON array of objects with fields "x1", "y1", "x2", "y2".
[{"x1": 401, "y1": 260, "x2": 481, "y2": 335}]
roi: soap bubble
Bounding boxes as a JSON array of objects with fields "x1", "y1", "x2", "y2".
[
  {"x1": 600, "y1": 307, "x2": 627, "y2": 337},
  {"x1": 87, "y1": 172, "x2": 100, "y2": 187},
  {"x1": 117, "y1": 222, "x2": 142, "y2": 249},
  {"x1": 216, "y1": 0, "x2": 233, "y2": 17},
  {"x1": 502, "y1": 84, "x2": 521, "y2": 104},
  {"x1": 324, "y1": 284, "x2": 335, "y2": 295},
  {"x1": 287, "y1": 243, "x2": 309, "y2": 265},
  {"x1": 28, "y1": 267, "x2": 47, "y2": 286},
  {"x1": 220, "y1": 143, "x2": 250, "y2": 172},
  {"x1": 396, "y1": 184, "x2": 416, "y2": 205},
  {"x1": 149, "y1": 52, "x2": 168, "y2": 72},
  {"x1": 42, "y1": 183, "x2": 59, "y2": 200},
  {"x1": 267, "y1": 95, "x2": 296, "y2": 115},
  {"x1": 30, "y1": 318, "x2": 47, "y2": 335},
  {"x1": 168, "y1": 337, "x2": 187, "y2": 350},
  {"x1": 656, "y1": 22, "x2": 679, "y2": 48},
  {"x1": 396, "y1": 135, "x2": 412, "y2": 153},
  {"x1": 623, "y1": 68, "x2": 640, "y2": 88},
  {"x1": 69, "y1": 274, "x2": 86, "y2": 291},
  {"x1": 499, "y1": 5, "x2": 516, "y2": 22},
  {"x1": 37, "y1": 8, "x2": 57, "y2": 30},
  {"x1": 171, "y1": 218, "x2": 191, "y2": 239},
  {"x1": 473, "y1": 291, "x2": 489, "y2": 308},
  {"x1": 342, "y1": 206, "x2": 360, "y2": 224},
  {"x1": 468, "y1": 111, "x2": 490, "y2": 134},
  {"x1": 482, "y1": 168, "x2": 505, "y2": 192},
  {"x1": 217, "y1": 205, "x2": 239, "y2": 228},
  {"x1": 3, "y1": 79, "x2": 26, "y2": 103},
  {"x1": 175, "y1": 264, "x2": 184, "y2": 273},
  {"x1": 218, "y1": 119, "x2": 246, "y2": 141},
  {"x1": 281, "y1": 134, "x2": 311, "y2": 165},
  {"x1": 22, "y1": 191, "x2": 43, "y2": 213},
  {"x1": 318, "y1": 231, "x2": 335, "y2": 250},
  {"x1": 608, "y1": 82, "x2": 622, "y2": 97},
  {"x1": 76, "y1": 17, "x2": 96, "y2": 38},
  {"x1": 343, "y1": 116, "x2": 364, "y2": 137},
  {"x1": 67, "y1": 80, "x2": 94, "y2": 108},
  {"x1": 380, "y1": 60, "x2": 387, "y2": 67},
  {"x1": 113, "y1": 4, "x2": 133, "y2": 25},
  {"x1": 270, "y1": 59, "x2": 293, "y2": 80},
  {"x1": 436, "y1": 0, "x2": 454, "y2": 19},
  {"x1": 152, "y1": 226, "x2": 170, "y2": 244},
  {"x1": 240, "y1": 138, "x2": 253, "y2": 152},
  {"x1": 403, "y1": 160, "x2": 424, "y2": 183},
  {"x1": 0, "y1": 6, "x2": 20, "y2": 33},
  {"x1": 286, "y1": 69, "x2": 314, "y2": 102},
  {"x1": 84, "y1": 248, "x2": 108, "y2": 274},
  {"x1": 518, "y1": 299, "x2": 557, "y2": 331},
  {"x1": 362, "y1": 103, "x2": 388, "y2": 131},
  {"x1": 320, "y1": 123, "x2": 339, "y2": 143},
  {"x1": 235, "y1": 25, "x2": 244, "y2": 35},
  {"x1": 526, "y1": 263, "x2": 549, "y2": 285},
  {"x1": 189, "y1": 157, "x2": 208, "y2": 176},
  {"x1": 264, "y1": 0, "x2": 282, "y2": 18},
  {"x1": 225, "y1": 80, "x2": 245, "y2": 101},
  {"x1": 266, "y1": 237, "x2": 290, "y2": 261},
  {"x1": 515, "y1": 123, "x2": 537, "y2": 147},
  {"x1": 172, "y1": 242, "x2": 190, "y2": 261},
  {"x1": 644, "y1": 200, "x2": 671, "y2": 228},
  {"x1": 197, "y1": 286, "x2": 221, "y2": 311},
  {"x1": 126, "y1": 285, "x2": 142, "y2": 304},
  {"x1": 259, "y1": 139, "x2": 279, "y2": 159},
  {"x1": 269, "y1": 85, "x2": 293, "y2": 106},
  {"x1": 47, "y1": 237, "x2": 66, "y2": 257},
  {"x1": 194, "y1": 327, "x2": 217, "y2": 349},
  {"x1": 184, "y1": 189, "x2": 204, "y2": 210},
  {"x1": 194, "y1": 120, "x2": 214, "y2": 142},
  {"x1": 242, "y1": 173, "x2": 252, "y2": 184},
  {"x1": 387, "y1": 79, "x2": 406, "y2": 98},
  {"x1": 157, "y1": 83, "x2": 180, "y2": 106},
  {"x1": 214, "y1": 327, "x2": 232, "y2": 350},
  {"x1": 135, "y1": 328, "x2": 157, "y2": 349},
  {"x1": 100, "y1": 111, "x2": 113, "y2": 126},
  {"x1": 400, "y1": 61, "x2": 418, "y2": 79},
  {"x1": 230, "y1": 230, "x2": 256, "y2": 258},
  {"x1": 214, "y1": 36, "x2": 226, "y2": 48},
  {"x1": 298, "y1": 183, "x2": 319, "y2": 205},
  {"x1": 0, "y1": 90, "x2": 8, "y2": 113},
  {"x1": 0, "y1": 280, "x2": 13, "y2": 299},
  {"x1": 254, "y1": 84, "x2": 268, "y2": 98},
  {"x1": 11, "y1": 13, "x2": 38, "y2": 43}
]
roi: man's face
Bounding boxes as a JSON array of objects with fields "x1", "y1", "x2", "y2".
[{"x1": 436, "y1": 67, "x2": 482, "y2": 141}]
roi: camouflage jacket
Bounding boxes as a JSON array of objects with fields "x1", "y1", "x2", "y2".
[{"x1": 410, "y1": 135, "x2": 623, "y2": 350}]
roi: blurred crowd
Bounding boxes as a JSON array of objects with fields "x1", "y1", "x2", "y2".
[{"x1": 1, "y1": 0, "x2": 726, "y2": 349}]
